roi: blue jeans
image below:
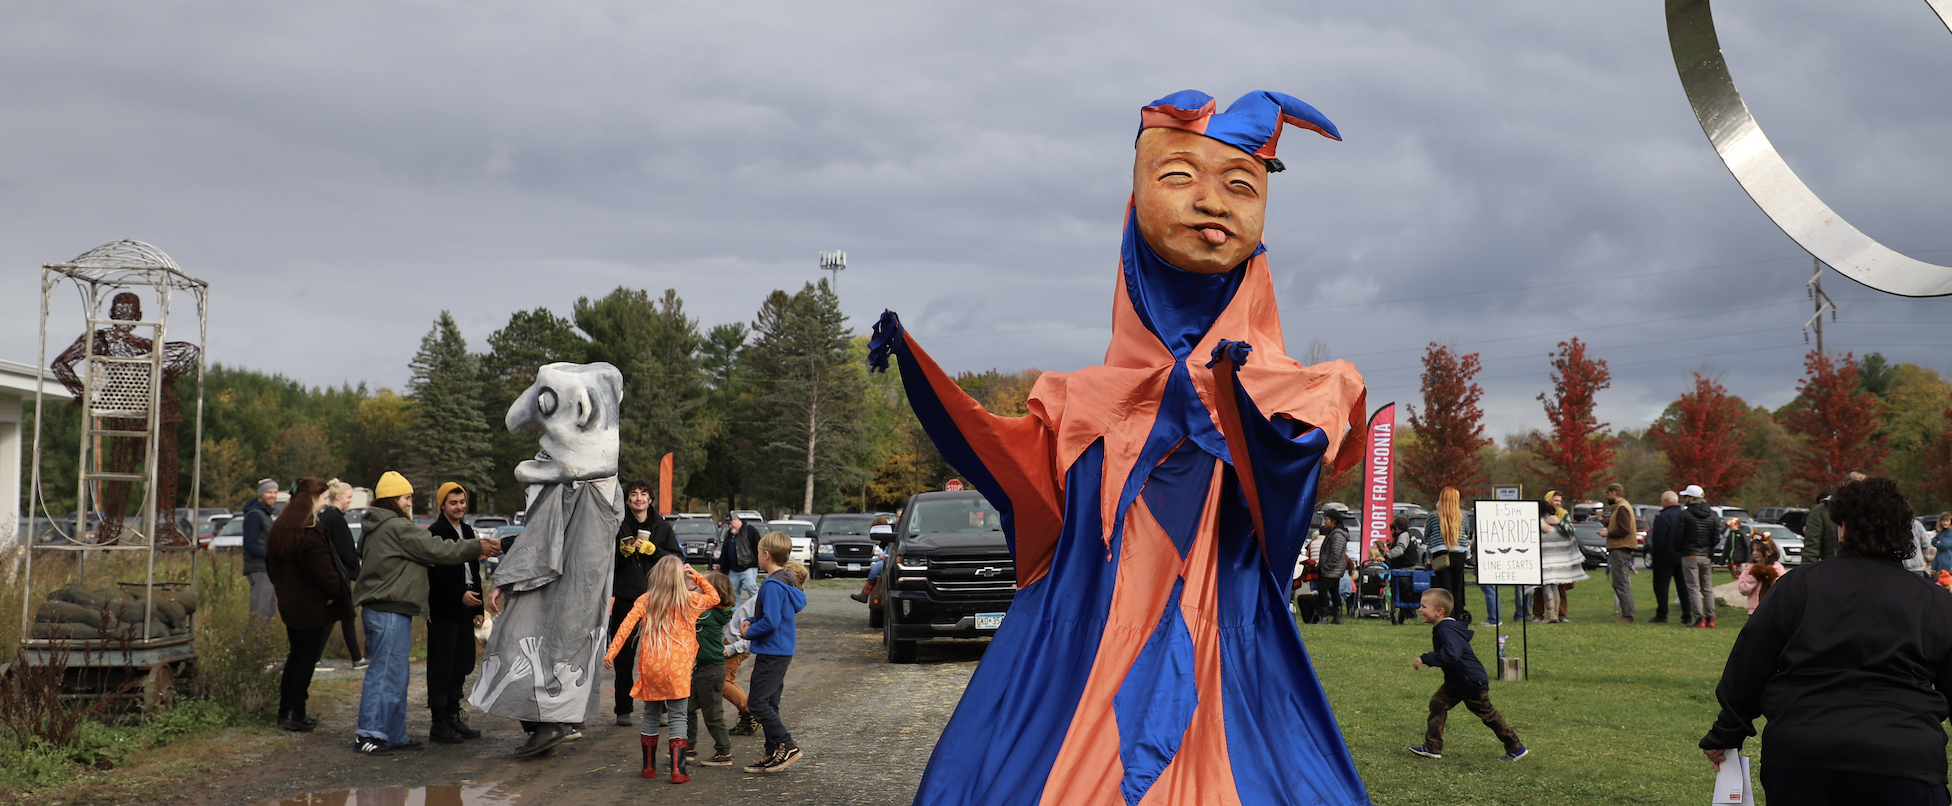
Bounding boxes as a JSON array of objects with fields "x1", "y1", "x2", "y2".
[
  {"x1": 733, "y1": 568, "x2": 759, "y2": 604},
  {"x1": 356, "y1": 609, "x2": 412, "y2": 746},
  {"x1": 1479, "y1": 586, "x2": 1502, "y2": 624}
]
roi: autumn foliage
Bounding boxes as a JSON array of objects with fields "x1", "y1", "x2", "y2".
[
  {"x1": 1780, "y1": 350, "x2": 1889, "y2": 498},
  {"x1": 1529, "y1": 338, "x2": 1618, "y2": 500},
  {"x1": 1402, "y1": 342, "x2": 1491, "y2": 498},
  {"x1": 1649, "y1": 372, "x2": 1762, "y2": 497}
]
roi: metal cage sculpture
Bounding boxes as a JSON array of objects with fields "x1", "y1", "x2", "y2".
[{"x1": 19, "y1": 240, "x2": 208, "y2": 697}]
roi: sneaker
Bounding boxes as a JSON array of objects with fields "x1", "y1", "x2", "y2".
[
  {"x1": 354, "y1": 738, "x2": 393, "y2": 756},
  {"x1": 1502, "y1": 747, "x2": 1530, "y2": 762},
  {"x1": 701, "y1": 752, "x2": 735, "y2": 767},
  {"x1": 744, "y1": 747, "x2": 784, "y2": 773},
  {"x1": 615, "y1": 714, "x2": 633, "y2": 726},
  {"x1": 1409, "y1": 745, "x2": 1442, "y2": 759},
  {"x1": 761, "y1": 744, "x2": 801, "y2": 773},
  {"x1": 561, "y1": 728, "x2": 583, "y2": 742},
  {"x1": 314, "y1": 662, "x2": 337, "y2": 672},
  {"x1": 352, "y1": 660, "x2": 370, "y2": 670}
]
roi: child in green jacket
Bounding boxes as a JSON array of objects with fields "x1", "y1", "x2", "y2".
[{"x1": 689, "y1": 571, "x2": 738, "y2": 767}]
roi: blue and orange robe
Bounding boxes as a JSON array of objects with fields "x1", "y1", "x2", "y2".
[{"x1": 869, "y1": 206, "x2": 1371, "y2": 806}]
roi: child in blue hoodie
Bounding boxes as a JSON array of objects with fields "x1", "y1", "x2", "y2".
[
  {"x1": 739, "y1": 531, "x2": 807, "y2": 773},
  {"x1": 1409, "y1": 589, "x2": 1527, "y2": 761}
]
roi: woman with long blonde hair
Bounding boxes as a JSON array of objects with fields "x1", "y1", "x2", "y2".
[
  {"x1": 604, "y1": 555, "x2": 720, "y2": 783},
  {"x1": 1425, "y1": 487, "x2": 1473, "y2": 624}
]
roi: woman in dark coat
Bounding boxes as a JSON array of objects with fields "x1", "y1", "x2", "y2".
[
  {"x1": 1701, "y1": 477, "x2": 1952, "y2": 805},
  {"x1": 264, "y1": 477, "x2": 353, "y2": 733}
]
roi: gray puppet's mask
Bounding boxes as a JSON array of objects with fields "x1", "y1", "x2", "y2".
[{"x1": 507, "y1": 362, "x2": 623, "y2": 483}]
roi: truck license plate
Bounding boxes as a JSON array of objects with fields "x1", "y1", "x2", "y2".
[
  {"x1": 847, "y1": 563, "x2": 861, "y2": 571},
  {"x1": 975, "y1": 612, "x2": 1005, "y2": 630}
]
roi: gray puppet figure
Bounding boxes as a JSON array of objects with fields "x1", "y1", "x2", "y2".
[{"x1": 471, "y1": 362, "x2": 625, "y2": 758}]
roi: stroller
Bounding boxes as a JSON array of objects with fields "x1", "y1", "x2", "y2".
[
  {"x1": 1353, "y1": 562, "x2": 1392, "y2": 620},
  {"x1": 1388, "y1": 568, "x2": 1434, "y2": 625}
]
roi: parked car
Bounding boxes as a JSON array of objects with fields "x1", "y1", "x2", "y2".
[
  {"x1": 1392, "y1": 502, "x2": 1427, "y2": 523},
  {"x1": 672, "y1": 518, "x2": 721, "y2": 565},
  {"x1": 769, "y1": 519, "x2": 816, "y2": 565},
  {"x1": 731, "y1": 510, "x2": 764, "y2": 525},
  {"x1": 1747, "y1": 523, "x2": 1801, "y2": 566},
  {"x1": 868, "y1": 490, "x2": 1014, "y2": 663},
  {"x1": 1570, "y1": 521, "x2": 1609, "y2": 568},
  {"x1": 479, "y1": 524, "x2": 523, "y2": 573},
  {"x1": 465, "y1": 514, "x2": 511, "y2": 531},
  {"x1": 814, "y1": 513, "x2": 879, "y2": 578},
  {"x1": 210, "y1": 516, "x2": 246, "y2": 550}
]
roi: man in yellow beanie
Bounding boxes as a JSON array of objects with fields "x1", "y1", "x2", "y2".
[
  {"x1": 351, "y1": 471, "x2": 501, "y2": 756},
  {"x1": 426, "y1": 481, "x2": 488, "y2": 744}
]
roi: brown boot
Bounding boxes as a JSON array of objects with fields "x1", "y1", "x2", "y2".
[
  {"x1": 640, "y1": 734, "x2": 659, "y2": 779},
  {"x1": 850, "y1": 580, "x2": 872, "y2": 603},
  {"x1": 669, "y1": 738, "x2": 690, "y2": 784}
]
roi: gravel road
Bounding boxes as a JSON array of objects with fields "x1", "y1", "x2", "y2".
[{"x1": 198, "y1": 581, "x2": 988, "y2": 806}]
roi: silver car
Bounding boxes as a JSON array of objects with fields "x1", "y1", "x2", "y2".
[{"x1": 1749, "y1": 523, "x2": 1801, "y2": 566}]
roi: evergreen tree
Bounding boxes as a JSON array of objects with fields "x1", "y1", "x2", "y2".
[
  {"x1": 690, "y1": 323, "x2": 754, "y2": 510},
  {"x1": 404, "y1": 312, "x2": 495, "y2": 507},
  {"x1": 744, "y1": 281, "x2": 869, "y2": 513},
  {"x1": 574, "y1": 288, "x2": 710, "y2": 499}
]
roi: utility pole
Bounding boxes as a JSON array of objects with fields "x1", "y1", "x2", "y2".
[
  {"x1": 819, "y1": 250, "x2": 846, "y2": 295},
  {"x1": 1805, "y1": 255, "x2": 1835, "y2": 353}
]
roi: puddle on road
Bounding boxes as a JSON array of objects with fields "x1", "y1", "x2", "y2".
[{"x1": 257, "y1": 783, "x2": 515, "y2": 806}]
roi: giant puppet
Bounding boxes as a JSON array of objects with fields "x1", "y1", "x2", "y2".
[
  {"x1": 868, "y1": 91, "x2": 1371, "y2": 805},
  {"x1": 471, "y1": 362, "x2": 625, "y2": 758}
]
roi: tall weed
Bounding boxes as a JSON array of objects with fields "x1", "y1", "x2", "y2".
[{"x1": 187, "y1": 553, "x2": 285, "y2": 714}]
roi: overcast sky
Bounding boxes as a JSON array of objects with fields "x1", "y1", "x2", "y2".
[{"x1": 3, "y1": 0, "x2": 1948, "y2": 438}]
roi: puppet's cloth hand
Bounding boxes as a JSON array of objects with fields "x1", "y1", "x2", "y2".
[
  {"x1": 867, "y1": 310, "x2": 904, "y2": 373},
  {"x1": 1206, "y1": 339, "x2": 1253, "y2": 368}
]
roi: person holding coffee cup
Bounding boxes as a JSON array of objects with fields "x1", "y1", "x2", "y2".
[{"x1": 610, "y1": 478, "x2": 683, "y2": 725}]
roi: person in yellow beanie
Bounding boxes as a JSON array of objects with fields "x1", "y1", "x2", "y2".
[
  {"x1": 425, "y1": 481, "x2": 488, "y2": 744},
  {"x1": 350, "y1": 471, "x2": 502, "y2": 756}
]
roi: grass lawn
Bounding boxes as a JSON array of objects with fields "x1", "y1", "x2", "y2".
[{"x1": 1305, "y1": 566, "x2": 1762, "y2": 805}]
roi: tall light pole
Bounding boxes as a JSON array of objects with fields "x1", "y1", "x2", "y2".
[{"x1": 819, "y1": 250, "x2": 846, "y2": 294}]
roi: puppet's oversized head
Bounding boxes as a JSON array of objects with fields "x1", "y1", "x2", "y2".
[
  {"x1": 1133, "y1": 90, "x2": 1340, "y2": 274},
  {"x1": 507, "y1": 362, "x2": 623, "y2": 483}
]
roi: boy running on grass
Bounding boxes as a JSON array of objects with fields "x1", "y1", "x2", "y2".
[{"x1": 1409, "y1": 588, "x2": 1528, "y2": 761}]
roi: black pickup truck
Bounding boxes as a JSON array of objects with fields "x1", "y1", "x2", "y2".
[{"x1": 868, "y1": 490, "x2": 1015, "y2": 663}]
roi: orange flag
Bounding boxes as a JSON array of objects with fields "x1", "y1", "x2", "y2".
[{"x1": 657, "y1": 452, "x2": 674, "y2": 515}]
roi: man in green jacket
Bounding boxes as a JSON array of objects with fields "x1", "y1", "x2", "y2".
[
  {"x1": 351, "y1": 471, "x2": 501, "y2": 756},
  {"x1": 1804, "y1": 470, "x2": 1865, "y2": 565}
]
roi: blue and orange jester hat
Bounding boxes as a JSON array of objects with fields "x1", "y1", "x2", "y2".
[{"x1": 1138, "y1": 89, "x2": 1340, "y2": 172}]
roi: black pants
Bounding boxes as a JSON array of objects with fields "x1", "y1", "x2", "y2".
[
  {"x1": 607, "y1": 602, "x2": 639, "y2": 715},
  {"x1": 749, "y1": 653, "x2": 794, "y2": 751},
  {"x1": 279, "y1": 624, "x2": 330, "y2": 718},
  {"x1": 1431, "y1": 560, "x2": 1469, "y2": 622},
  {"x1": 425, "y1": 619, "x2": 475, "y2": 712},
  {"x1": 337, "y1": 610, "x2": 363, "y2": 663},
  {"x1": 1761, "y1": 766, "x2": 1950, "y2": 806},
  {"x1": 1651, "y1": 560, "x2": 1690, "y2": 623},
  {"x1": 1320, "y1": 576, "x2": 1344, "y2": 622}
]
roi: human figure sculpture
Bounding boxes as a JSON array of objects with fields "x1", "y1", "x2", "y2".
[
  {"x1": 49, "y1": 291, "x2": 199, "y2": 546},
  {"x1": 868, "y1": 90, "x2": 1371, "y2": 805},
  {"x1": 472, "y1": 362, "x2": 626, "y2": 758}
]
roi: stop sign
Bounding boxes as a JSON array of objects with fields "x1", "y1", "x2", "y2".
[{"x1": 945, "y1": 479, "x2": 964, "y2": 491}]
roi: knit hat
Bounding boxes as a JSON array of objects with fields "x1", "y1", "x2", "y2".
[
  {"x1": 435, "y1": 481, "x2": 467, "y2": 507},
  {"x1": 374, "y1": 471, "x2": 413, "y2": 500},
  {"x1": 256, "y1": 478, "x2": 279, "y2": 495}
]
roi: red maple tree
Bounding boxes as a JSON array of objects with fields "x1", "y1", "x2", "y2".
[
  {"x1": 1402, "y1": 342, "x2": 1491, "y2": 498},
  {"x1": 1649, "y1": 372, "x2": 1762, "y2": 497},
  {"x1": 1528, "y1": 338, "x2": 1618, "y2": 500},
  {"x1": 1923, "y1": 397, "x2": 1952, "y2": 505},
  {"x1": 1780, "y1": 350, "x2": 1888, "y2": 498}
]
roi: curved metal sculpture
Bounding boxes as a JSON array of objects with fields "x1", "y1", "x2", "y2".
[{"x1": 1667, "y1": 0, "x2": 1952, "y2": 297}]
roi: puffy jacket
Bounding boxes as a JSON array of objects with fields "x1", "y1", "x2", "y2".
[
  {"x1": 1677, "y1": 501, "x2": 1719, "y2": 557},
  {"x1": 240, "y1": 498, "x2": 274, "y2": 576},
  {"x1": 1318, "y1": 527, "x2": 1350, "y2": 579},
  {"x1": 354, "y1": 507, "x2": 485, "y2": 618}
]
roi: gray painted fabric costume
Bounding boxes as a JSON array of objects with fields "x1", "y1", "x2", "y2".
[{"x1": 470, "y1": 362, "x2": 625, "y2": 725}]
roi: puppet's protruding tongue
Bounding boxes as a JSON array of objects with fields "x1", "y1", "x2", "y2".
[{"x1": 1200, "y1": 228, "x2": 1228, "y2": 246}]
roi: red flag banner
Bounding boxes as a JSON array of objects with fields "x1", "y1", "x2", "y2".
[{"x1": 1362, "y1": 404, "x2": 1397, "y2": 558}]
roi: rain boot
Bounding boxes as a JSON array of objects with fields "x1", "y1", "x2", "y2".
[
  {"x1": 669, "y1": 737, "x2": 691, "y2": 783},
  {"x1": 640, "y1": 734, "x2": 659, "y2": 779},
  {"x1": 850, "y1": 580, "x2": 872, "y2": 603}
]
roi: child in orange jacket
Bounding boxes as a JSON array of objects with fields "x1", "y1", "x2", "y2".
[{"x1": 606, "y1": 555, "x2": 720, "y2": 782}]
